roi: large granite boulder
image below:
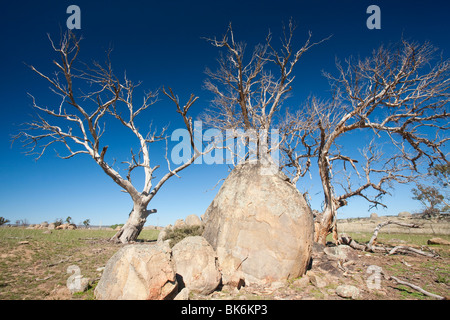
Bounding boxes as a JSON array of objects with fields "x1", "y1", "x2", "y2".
[
  {"x1": 202, "y1": 161, "x2": 314, "y2": 285},
  {"x1": 95, "y1": 243, "x2": 178, "y2": 300},
  {"x1": 172, "y1": 236, "x2": 221, "y2": 294}
]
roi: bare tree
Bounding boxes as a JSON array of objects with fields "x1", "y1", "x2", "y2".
[
  {"x1": 202, "y1": 20, "x2": 329, "y2": 162},
  {"x1": 285, "y1": 40, "x2": 449, "y2": 244},
  {"x1": 14, "y1": 32, "x2": 204, "y2": 243}
]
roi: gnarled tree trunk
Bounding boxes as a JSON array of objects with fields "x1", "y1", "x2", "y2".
[
  {"x1": 314, "y1": 153, "x2": 338, "y2": 245},
  {"x1": 111, "y1": 201, "x2": 156, "y2": 244}
]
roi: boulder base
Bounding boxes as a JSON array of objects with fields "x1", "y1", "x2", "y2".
[
  {"x1": 94, "y1": 243, "x2": 178, "y2": 300},
  {"x1": 202, "y1": 162, "x2": 314, "y2": 284},
  {"x1": 172, "y1": 236, "x2": 221, "y2": 294}
]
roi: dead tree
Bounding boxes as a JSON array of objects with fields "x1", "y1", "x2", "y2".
[
  {"x1": 14, "y1": 32, "x2": 206, "y2": 243},
  {"x1": 285, "y1": 40, "x2": 449, "y2": 245},
  {"x1": 202, "y1": 20, "x2": 329, "y2": 162},
  {"x1": 283, "y1": 98, "x2": 419, "y2": 244}
]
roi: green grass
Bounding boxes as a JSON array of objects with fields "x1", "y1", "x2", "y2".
[
  {"x1": 332, "y1": 231, "x2": 450, "y2": 247},
  {"x1": 0, "y1": 227, "x2": 159, "y2": 300},
  {"x1": 397, "y1": 285, "x2": 428, "y2": 300},
  {"x1": 0, "y1": 227, "x2": 159, "y2": 243}
]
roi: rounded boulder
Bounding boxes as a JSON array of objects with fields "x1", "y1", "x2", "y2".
[
  {"x1": 202, "y1": 162, "x2": 314, "y2": 284},
  {"x1": 172, "y1": 236, "x2": 221, "y2": 295}
]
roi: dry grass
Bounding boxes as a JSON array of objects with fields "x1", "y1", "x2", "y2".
[
  {"x1": 0, "y1": 227, "x2": 159, "y2": 300},
  {"x1": 1, "y1": 227, "x2": 449, "y2": 300}
]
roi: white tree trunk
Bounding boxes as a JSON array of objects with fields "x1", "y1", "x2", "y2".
[{"x1": 111, "y1": 201, "x2": 155, "y2": 244}]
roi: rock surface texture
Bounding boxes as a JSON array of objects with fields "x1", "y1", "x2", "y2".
[
  {"x1": 94, "y1": 243, "x2": 178, "y2": 300},
  {"x1": 172, "y1": 236, "x2": 221, "y2": 294},
  {"x1": 202, "y1": 161, "x2": 314, "y2": 285}
]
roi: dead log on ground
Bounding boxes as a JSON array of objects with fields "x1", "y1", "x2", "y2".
[
  {"x1": 366, "y1": 220, "x2": 420, "y2": 251},
  {"x1": 388, "y1": 245, "x2": 439, "y2": 258},
  {"x1": 339, "y1": 233, "x2": 439, "y2": 258},
  {"x1": 387, "y1": 275, "x2": 445, "y2": 300}
]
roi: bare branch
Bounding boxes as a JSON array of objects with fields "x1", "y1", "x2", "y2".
[{"x1": 202, "y1": 19, "x2": 329, "y2": 163}]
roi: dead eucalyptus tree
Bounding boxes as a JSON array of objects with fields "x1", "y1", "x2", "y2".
[
  {"x1": 285, "y1": 40, "x2": 449, "y2": 244},
  {"x1": 14, "y1": 32, "x2": 204, "y2": 243},
  {"x1": 202, "y1": 20, "x2": 329, "y2": 163}
]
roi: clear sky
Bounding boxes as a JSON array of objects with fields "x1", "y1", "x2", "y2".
[{"x1": 0, "y1": 0, "x2": 449, "y2": 226}]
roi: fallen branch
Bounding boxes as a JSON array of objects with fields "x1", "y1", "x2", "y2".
[
  {"x1": 339, "y1": 234, "x2": 439, "y2": 258},
  {"x1": 389, "y1": 275, "x2": 445, "y2": 300},
  {"x1": 47, "y1": 257, "x2": 70, "y2": 267},
  {"x1": 340, "y1": 234, "x2": 366, "y2": 251},
  {"x1": 340, "y1": 234, "x2": 388, "y2": 253},
  {"x1": 367, "y1": 220, "x2": 420, "y2": 251},
  {"x1": 35, "y1": 275, "x2": 54, "y2": 281},
  {"x1": 388, "y1": 245, "x2": 439, "y2": 258}
]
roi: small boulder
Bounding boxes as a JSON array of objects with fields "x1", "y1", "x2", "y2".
[
  {"x1": 398, "y1": 211, "x2": 412, "y2": 218},
  {"x1": 172, "y1": 236, "x2": 221, "y2": 295},
  {"x1": 174, "y1": 219, "x2": 186, "y2": 229},
  {"x1": 56, "y1": 223, "x2": 68, "y2": 230},
  {"x1": 309, "y1": 274, "x2": 327, "y2": 288},
  {"x1": 174, "y1": 287, "x2": 190, "y2": 300},
  {"x1": 427, "y1": 237, "x2": 450, "y2": 245},
  {"x1": 336, "y1": 285, "x2": 360, "y2": 299},
  {"x1": 95, "y1": 243, "x2": 178, "y2": 300},
  {"x1": 185, "y1": 214, "x2": 202, "y2": 227},
  {"x1": 292, "y1": 275, "x2": 310, "y2": 288},
  {"x1": 323, "y1": 245, "x2": 358, "y2": 261},
  {"x1": 227, "y1": 271, "x2": 246, "y2": 290}
]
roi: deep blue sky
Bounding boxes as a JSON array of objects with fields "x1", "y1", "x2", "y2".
[{"x1": 1, "y1": 0, "x2": 449, "y2": 226}]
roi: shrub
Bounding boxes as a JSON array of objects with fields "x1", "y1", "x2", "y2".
[
  {"x1": 54, "y1": 218, "x2": 63, "y2": 227},
  {"x1": 0, "y1": 217, "x2": 10, "y2": 226},
  {"x1": 163, "y1": 225, "x2": 204, "y2": 248}
]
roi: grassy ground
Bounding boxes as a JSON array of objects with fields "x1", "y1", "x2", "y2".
[
  {"x1": 0, "y1": 227, "x2": 159, "y2": 300},
  {"x1": 330, "y1": 231, "x2": 450, "y2": 300},
  {"x1": 334, "y1": 231, "x2": 450, "y2": 249},
  {"x1": 1, "y1": 227, "x2": 449, "y2": 300}
]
